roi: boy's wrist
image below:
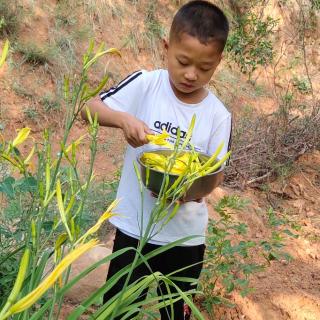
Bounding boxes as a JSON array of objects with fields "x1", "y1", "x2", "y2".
[{"x1": 116, "y1": 111, "x2": 129, "y2": 130}]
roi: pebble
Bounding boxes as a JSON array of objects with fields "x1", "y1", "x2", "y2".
[
  {"x1": 306, "y1": 210, "x2": 316, "y2": 217},
  {"x1": 309, "y1": 252, "x2": 319, "y2": 260},
  {"x1": 311, "y1": 272, "x2": 320, "y2": 280}
]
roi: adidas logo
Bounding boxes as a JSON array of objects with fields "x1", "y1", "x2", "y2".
[{"x1": 154, "y1": 121, "x2": 187, "y2": 139}]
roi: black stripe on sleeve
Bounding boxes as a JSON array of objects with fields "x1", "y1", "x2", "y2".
[
  {"x1": 226, "y1": 116, "x2": 232, "y2": 166},
  {"x1": 100, "y1": 71, "x2": 143, "y2": 101}
]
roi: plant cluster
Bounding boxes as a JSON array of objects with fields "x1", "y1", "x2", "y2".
[
  {"x1": 0, "y1": 42, "x2": 207, "y2": 320},
  {"x1": 226, "y1": 6, "x2": 278, "y2": 79},
  {"x1": 199, "y1": 195, "x2": 297, "y2": 317}
]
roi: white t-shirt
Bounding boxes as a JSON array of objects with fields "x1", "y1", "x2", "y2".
[{"x1": 100, "y1": 69, "x2": 231, "y2": 246}]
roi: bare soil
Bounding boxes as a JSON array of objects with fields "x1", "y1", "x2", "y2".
[{"x1": 0, "y1": 0, "x2": 319, "y2": 319}]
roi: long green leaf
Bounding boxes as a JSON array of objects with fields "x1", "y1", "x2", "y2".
[
  {"x1": 67, "y1": 236, "x2": 198, "y2": 319},
  {"x1": 95, "y1": 274, "x2": 159, "y2": 320},
  {"x1": 29, "y1": 247, "x2": 132, "y2": 320}
]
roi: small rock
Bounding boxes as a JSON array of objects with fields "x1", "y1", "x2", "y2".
[
  {"x1": 280, "y1": 259, "x2": 289, "y2": 265},
  {"x1": 306, "y1": 211, "x2": 316, "y2": 218},
  {"x1": 311, "y1": 272, "x2": 320, "y2": 280},
  {"x1": 309, "y1": 252, "x2": 319, "y2": 260},
  {"x1": 65, "y1": 246, "x2": 112, "y2": 303},
  {"x1": 302, "y1": 220, "x2": 310, "y2": 226}
]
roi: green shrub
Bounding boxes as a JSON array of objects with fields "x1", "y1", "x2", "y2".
[
  {"x1": 199, "y1": 195, "x2": 297, "y2": 317},
  {"x1": 226, "y1": 12, "x2": 278, "y2": 78}
]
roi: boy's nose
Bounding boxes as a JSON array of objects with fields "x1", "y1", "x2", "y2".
[{"x1": 184, "y1": 68, "x2": 197, "y2": 81}]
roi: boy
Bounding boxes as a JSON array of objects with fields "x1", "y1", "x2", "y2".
[{"x1": 83, "y1": 1, "x2": 231, "y2": 319}]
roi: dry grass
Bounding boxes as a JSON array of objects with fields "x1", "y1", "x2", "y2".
[{"x1": 225, "y1": 104, "x2": 320, "y2": 188}]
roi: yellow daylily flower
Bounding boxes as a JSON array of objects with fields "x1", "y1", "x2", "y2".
[
  {"x1": 0, "y1": 39, "x2": 9, "y2": 68},
  {"x1": 65, "y1": 135, "x2": 86, "y2": 154},
  {"x1": 12, "y1": 128, "x2": 31, "y2": 148},
  {"x1": 146, "y1": 130, "x2": 172, "y2": 149},
  {"x1": 23, "y1": 146, "x2": 35, "y2": 165},
  {"x1": 77, "y1": 199, "x2": 119, "y2": 244},
  {"x1": 7, "y1": 239, "x2": 98, "y2": 317}
]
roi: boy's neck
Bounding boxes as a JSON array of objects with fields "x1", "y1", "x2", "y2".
[{"x1": 169, "y1": 78, "x2": 208, "y2": 104}]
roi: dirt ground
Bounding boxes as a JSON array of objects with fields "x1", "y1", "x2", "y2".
[
  {"x1": 205, "y1": 152, "x2": 320, "y2": 320},
  {"x1": 0, "y1": 0, "x2": 319, "y2": 319}
]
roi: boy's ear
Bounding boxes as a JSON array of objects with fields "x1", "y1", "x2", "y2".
[{"x1": 162, "y1": 38, "x2": 169, "y2": 51}]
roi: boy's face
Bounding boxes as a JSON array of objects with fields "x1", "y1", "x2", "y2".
[{"x1": 165, "y1": 33, "x2": 222, "y2": 99}]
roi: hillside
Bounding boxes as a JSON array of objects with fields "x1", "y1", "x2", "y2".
[{"x1": 0, "y1": 1, "x2": 319, "y2": 319}]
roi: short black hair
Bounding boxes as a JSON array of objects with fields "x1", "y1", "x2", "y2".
[{"x1": 170, "y1": 1, "x2": 229, "y2": 51}]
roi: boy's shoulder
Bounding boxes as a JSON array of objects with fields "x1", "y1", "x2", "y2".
[
  {"x1": 132, "y1": 68, "x2": 168, "y2": 91},
  {"x1": 205, "y1": 90, "x2": 231, "y2": 119},
  {"x1": 139, "y1": 68, "x2": 165, "y2": 80}
]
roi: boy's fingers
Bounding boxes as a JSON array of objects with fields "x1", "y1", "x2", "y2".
[
  {"x1": 138, "y1": 127, "x2": 149, "y2": 145},
  {"x1": 144, "y1": 124, "x2": 153, "y2": 135}
]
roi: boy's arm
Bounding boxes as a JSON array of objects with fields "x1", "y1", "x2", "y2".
[
  {"x1": 82, "y1": 96, "x2": 152, "y2": 148},
  {"x1": 208, "y1": 114, "x2": 232, "y2": 188}
]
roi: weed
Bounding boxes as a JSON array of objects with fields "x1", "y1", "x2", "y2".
[
  {"x1": 15, "y1": 42, "x2": 51, "y2": 66},
  {"x1": 0, "y1": 1, "x2": 22, "y2": 38},
  {"x1": 40, "y1": 94, "x2": 61, "y2": 112},
  {"x1": 0, "y1": 102, "x2": 7, "y2": 131},
  {"x1": 55, "y1": 10, "x2": 77, "y2": 27},
  {"x1": 23, "y1": 105, "x2": 38, "y2": 120},
  {"x1": 144, "y1": 2, "x2": 165, "y2": 57},
  {"x1": 311, "y1": 0, "x2": 320, "y2": 10},
  {"x1": 51, "y1": 6, "x2": 91, "y2": 75},
  {"x1": 253, "y1": 84, "x2": 267, "y2": 97},
  {"x1": 12, "y1": 82, "x2": 33, "y2": 99},
  {"x1": 292, "y1": 77, "x2": 312, "y2": 94},
  {"x1": 122, "y1": 30, "x2": 140, "y2": 55}
]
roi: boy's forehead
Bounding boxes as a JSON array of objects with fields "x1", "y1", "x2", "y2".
[{"x1": 170, "y1": 33, "x2": 222, "y2": 59}]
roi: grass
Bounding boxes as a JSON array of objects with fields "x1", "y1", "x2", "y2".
[
  {"x1": 40, "y1": 94, "x2": 61, "y2": 112},
  {"x1": 0, "y1": 1, "x2": 22, "y2": 38},
  {"x1": 292, "y1": 77, "x2": 312, "y2": 95},
  {"x1": 23, "y1": 105, "x2": 39, "y2": 120},
  {"x1": 0, "y1": 103, "x2": 6, "y2": 130},
  {"x1": 50, "y1": 2, "x2": 92, "y2": 75},
  {"x1": 122, "y1": 30, "x2": 140, "y2": 55},
  {"x1": 15, "y1": 42, "x2": 52, "y2": 66},
  {"x1": 12, "y1": 81, "x2": 34, "y2": 99},
  {"x1": 143, "y1": 1, "x2": 165, "y2": 63},
  {"x1": 84, "y1": 0, "x2": 124, "y2": 26}
]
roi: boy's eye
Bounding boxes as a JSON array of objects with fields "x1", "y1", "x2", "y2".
[
  {"x1": 199, "y1": 65, "x2": 213, "y2": 72},
  {"x1": 177, "y1": 59, "x2": 188, "y2": 66}
]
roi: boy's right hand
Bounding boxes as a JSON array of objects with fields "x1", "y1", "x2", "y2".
[{"x1": 120, "y1": 113, "x2": 153, "y2": 148}]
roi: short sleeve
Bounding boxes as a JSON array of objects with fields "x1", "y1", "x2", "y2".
[
  {"x1": 208, "y1": 114, "x2": 232, "y2": 162},
  {"x1": 99, "y1": 70, "x2": 146, "y2": 116}
]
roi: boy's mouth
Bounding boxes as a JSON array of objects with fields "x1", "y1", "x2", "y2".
[{"x1": 180, "y1": 82, "x2": 195, "y2": 90}]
